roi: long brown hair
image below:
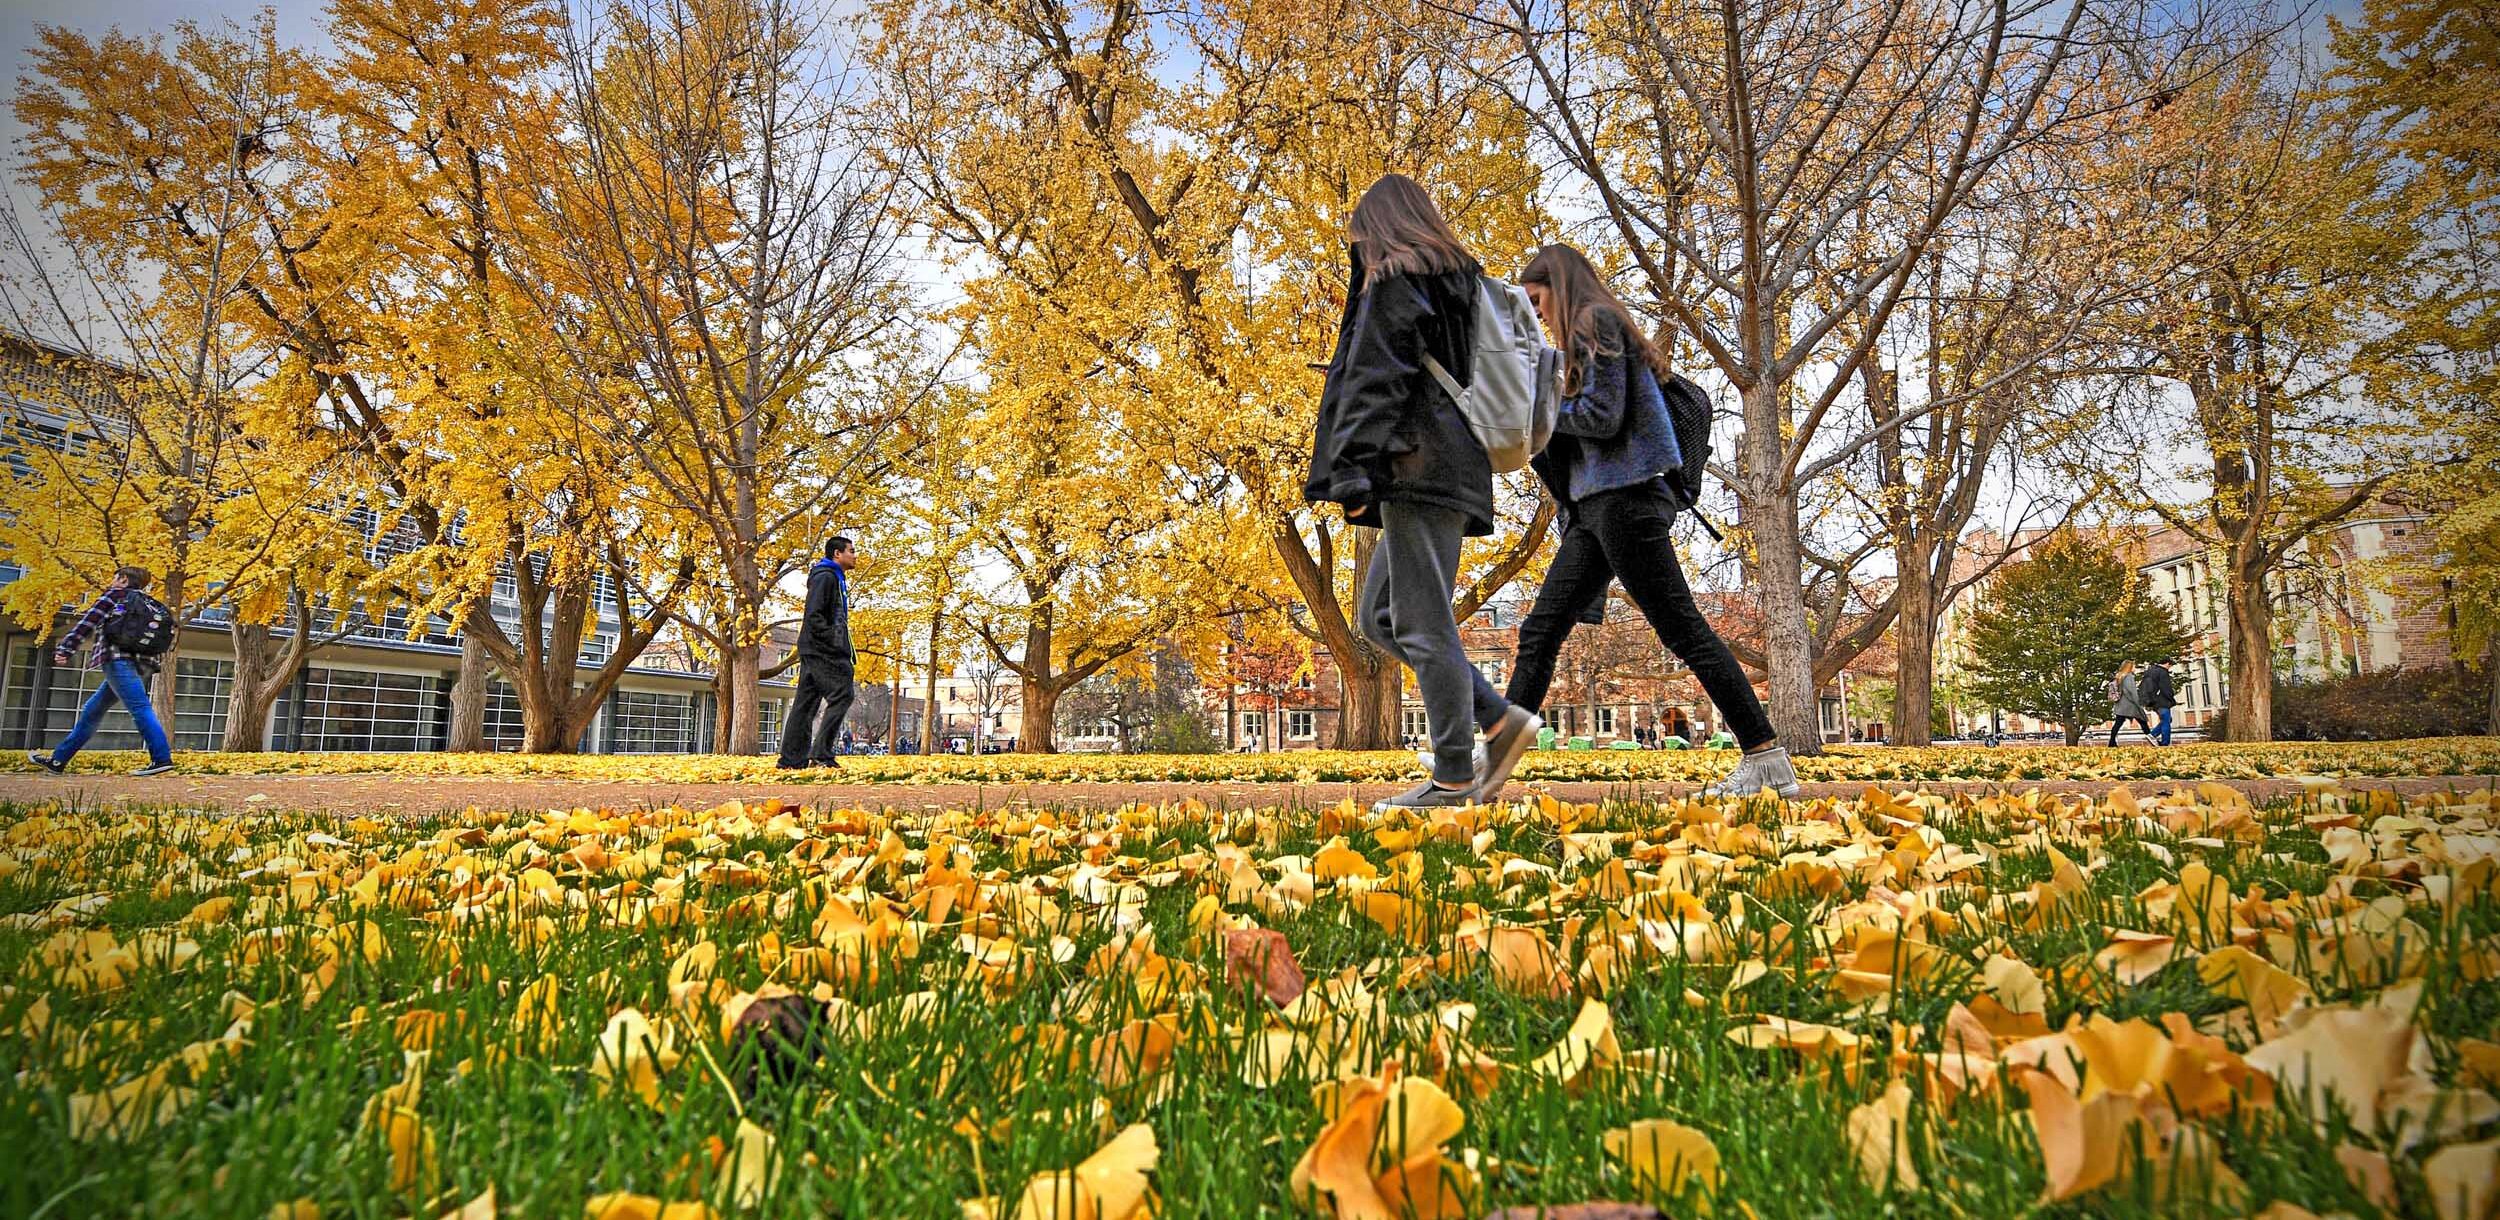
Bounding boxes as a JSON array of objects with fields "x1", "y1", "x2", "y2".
[
  {"x1": 1349, "y1": 174, "x2": 1478, "y2": 281},
  {"x1": 1519, "y1": 244, "x2": 1669, "y2": 395}
]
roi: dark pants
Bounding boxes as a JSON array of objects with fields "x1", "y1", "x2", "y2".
[
  {"x1": 1507, "y1": 486, "x2": 1777, "y2": 751},
  {"x1": 2109, "y1": 715, "x2": 2150, "y2": 747},
  {"x1": 1360, "y1": 501, "x2": 1509, "y2": 786},
  {"x1": 779, "y1": 659, "x2": 854, "y2": 765}
]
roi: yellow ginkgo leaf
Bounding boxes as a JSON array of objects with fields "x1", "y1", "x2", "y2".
[
  {"x1": 1845, "y1": 1079, "x2": 1920, "y2": 1191},
  {"x1": 1010, "y1": 1122, "x2": 1159, "y2": 1220},
  {"x1": 1604, "y1": 1118, "x2": 1722, "y2": 1210},
  {"x1": 591, "y1": 1008, "x2": 681, "y2": 1111}
]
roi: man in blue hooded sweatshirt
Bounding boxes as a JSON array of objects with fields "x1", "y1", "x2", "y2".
[{"x1": 778, "y1": 536, "x2": 858, "y2": 769}]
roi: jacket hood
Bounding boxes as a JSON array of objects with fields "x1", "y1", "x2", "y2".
[{"x1": 811, "y1": 558, "x2": 842, "y2": 575}]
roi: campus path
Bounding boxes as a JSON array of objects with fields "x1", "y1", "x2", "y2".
[{"x1": 2, "y1": 770, "x2": 2493, "y2": 817}]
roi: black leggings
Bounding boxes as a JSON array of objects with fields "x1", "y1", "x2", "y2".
[
  {"x1": 2109, "y1": 716, "x2": 2150, "y2": 746},
  {"x1": 1506, "y1": 485, "x2": 1777, "y2": 750}
]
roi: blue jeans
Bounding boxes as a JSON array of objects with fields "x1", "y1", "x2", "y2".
[
  {"x1": 2151, "y1": 707, "x2": 2174, "y2": 746},
  {"x1": 49, "y1": 658, "x2": 172, "y2": 767}
]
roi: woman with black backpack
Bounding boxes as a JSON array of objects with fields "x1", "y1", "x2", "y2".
[
  {"x1": 25, "y1": 565, "x2": 177, "y2": 777},
  {"x1": 1504, "y1": 244, "x2": 1797, "y2": 799}
]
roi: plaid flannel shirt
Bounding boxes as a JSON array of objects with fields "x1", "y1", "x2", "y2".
[{"x1": 54, "y1": 588, "x2": 150, "y2": 671}]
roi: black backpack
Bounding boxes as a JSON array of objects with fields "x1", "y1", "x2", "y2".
[
  {"x1": 1659, "y1": 372, "x2": 1723, "y2": 540},
  {"x1": 104, "y1": 590, "x2": 177, "y2": 657}
]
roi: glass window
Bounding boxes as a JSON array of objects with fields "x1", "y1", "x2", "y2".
[
  {"x1": 1595, "y1": 706, "x2": 1616, "y2": 736},
  {"x1": 1240, "y1": 711, "x2": 1264, "y2": 741},
  {"x1": 606, "y1": 689, "x2": 697, "y2": 754},
  {"x1": 274, "y1": 667, "x2": 447, "y2": 752},
  {"x1": 172, "y1": 656, "x2": 234, "y2": 750},
  {"x1": 1288, "y1": 710, "x2": 1316, "y2": 739},
  {"x1": 1402, "y1": 707, "x2": 1428, "y2": 740},
  {"x1": 756, "y1": 697, "x2": 782, "y2": 755}
]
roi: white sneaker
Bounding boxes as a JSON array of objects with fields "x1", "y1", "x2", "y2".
[
  {"x1": 1701, "y1": 746, "x2": 1800, "y2": 799},
  {"x1": 1414, "y1": 745, "x2": 1490, "y2": 776}
]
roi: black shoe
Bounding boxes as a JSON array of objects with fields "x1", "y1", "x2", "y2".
[
  {"x1": 809, "y1": 758, "x2": 842, "y2": 769},
  {"x1": 773, "y1": 759, "x2": 808, "y2": 771},
  {"x1": 131, "y1": 761, "x2": 175, "y2": 777},
  {"x1": 26, "y1": 752, "x2": 64, "y2": 775}
]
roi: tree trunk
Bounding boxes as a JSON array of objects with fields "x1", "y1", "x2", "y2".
[
  {"x1": 2063, "y1": 720, "x2": 2082, "y2": 746},
  {"x1": 223, "y1": 622, "x2": 284, "y2": 753},
  {"x1": 709, "y1": 660, "x2": 735, "y2": 753},
  {"x1": 1891, "y1": 553, "x2": 1939, "y2": 747},
  {"x1": 1740, "y1": 382, "x2": 1823, "y2": 755},
  {"x1": 922, "y1": 608, "x2": 942, "y2": 755},
  {"x1": 152, "y1": 567, "x2": 187, "y2": 715},
  {"x1": 2224, "y1": 546, "x2": 2274, "y2": 743},
  {"x1": 1021, "y1": 678, "x2": 1060, "y2": 754},
  {"x1": 2486, "y1": 636, "x2": 2498, "y2": 735},
  {"x1": 1338, "y1": 660, "x2": 1400, "y2": 752},
  {"x1": 445, "y1": 632, "x2": 492, "y2": 751},
  {"x1": 518, "y1": 683, "x2": 596, "y2": 754},
  {"x1": 725, "y1": 642, "x2": 762, "y2": 755}
]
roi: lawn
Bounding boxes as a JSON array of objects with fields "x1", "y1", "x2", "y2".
[
  {"x1": 2, "y1": 778, "x2": 2494, "y2": 1218},
  {"x1": 24, "y1": 735, "x2": 2500, "y2": 786}
]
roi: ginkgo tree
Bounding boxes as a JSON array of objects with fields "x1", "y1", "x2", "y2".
[
  {"x1": 868, "y1": 0, "x2": 1553, "y2": 749},
  {"x1": 4, "y1": 14, "x2": 376, "y2": 742},
  {"x1": 521, "y1": 0, "x2": 921, "y2": 755}
]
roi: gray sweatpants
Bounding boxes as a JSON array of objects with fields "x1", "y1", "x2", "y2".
[{"x1": 1359, "y1": 500, "x2": 1509, "y2": 786}]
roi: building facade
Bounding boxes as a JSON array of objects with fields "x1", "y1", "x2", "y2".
[
  {"x1": 1, "y1": 329, "x2": 796, "y2": 757},
  {"x1": 1936, "y1": 509, "x2": 2465, "y2": 737}
]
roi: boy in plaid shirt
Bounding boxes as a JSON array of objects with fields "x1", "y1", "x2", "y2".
[{"x1": 26, "y1": 565, "x2": 175, "y2": 776}]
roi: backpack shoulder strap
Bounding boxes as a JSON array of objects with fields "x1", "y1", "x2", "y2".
[{"x1": 1420, "y1": 273, "x2": 1494, "y2": 404}]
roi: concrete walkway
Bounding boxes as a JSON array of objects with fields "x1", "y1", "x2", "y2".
[{"x1": 2, "y1": 770, "x2": 2492, "y2": 817}]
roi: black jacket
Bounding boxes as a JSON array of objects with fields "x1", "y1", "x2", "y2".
[
  {"x1": 800, "y1": 558, "x2": 852, "y2": 664},
  {"x1": 2140, "y1": 664, "x2": 2177, "y2": 711},
  {"x1": 1303, "y1": 249, "x2": 1495, "y2": 537}
]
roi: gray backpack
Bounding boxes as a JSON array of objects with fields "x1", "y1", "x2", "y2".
[{"x1": 1422, "y1": 275, "x2": 1562, "y2": 474}]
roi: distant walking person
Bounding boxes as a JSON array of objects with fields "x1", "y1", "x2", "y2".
[
  {"x1": 1504, "y1": 245, "x2": 1798, "y2": 799},
  {"x1": 2140, "y1": 657, "x2": 2179, "y2": 746},
  {"x1": 1305, "y1": 174, "x2": 1540, "y2": 811},
  {"x1": 26, "y1": 566, "x2": 178, "y2": 777},
  {"x1": 777, "y1": 537, "x2": 858, "y2": 770},
  {"x1": 2107, "y1": 660, "x2": 2150, "y2": 746}
]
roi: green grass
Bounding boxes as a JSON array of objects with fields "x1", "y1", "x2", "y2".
[{"x1": 0, "y1": 782, "x2": 2492, "y2": 1219}]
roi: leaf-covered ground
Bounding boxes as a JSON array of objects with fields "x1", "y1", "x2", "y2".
[
  {"x1": 20, "y1": 736, "x2": 2500, "y2": 786},
  {"x1": 3, "y1": 779, "x2": 2496, "y2": 1219}
]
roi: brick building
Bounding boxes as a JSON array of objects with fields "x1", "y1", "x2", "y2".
[{"x1": 1936, "y1": 503, "x2": 2466, "y2": 737}]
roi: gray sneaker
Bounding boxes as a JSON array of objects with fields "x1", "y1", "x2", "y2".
[
  {"x1": 1372, "y1": 779, "x2": 1478, "y2": 812},
  {"x1": 1471, "y1": 706, "x2": 1544, "y2": 805},
  {"x1": 27, "y1": 752, "x2": 64, "y2": 775},
  {"x1": 1701, "y1": 745, "x2": 1800, "y2": 799},
  {"x1": 131, "y1": 761, "x2": 175, "y2": 778}
]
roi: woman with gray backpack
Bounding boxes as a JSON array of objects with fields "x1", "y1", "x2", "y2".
[
  {"x1": 1500, "y1": 244, "x2": 1797, "y2": 799},
  {"x1": 25, "y1": 565, "x2": 178, "y2": 777},
  {"x1": 1304, "y1": 174, "x2": 1544, "y2": 810}
]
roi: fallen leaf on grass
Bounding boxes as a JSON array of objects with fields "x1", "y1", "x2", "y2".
[
  {"x1": 2021, "y1": 1070, "x2": 2142, "y2": 1202},
  {"x1": 2424, "y1": 1137, "x2": 2500, "y2": 1220},
  {"x1": 1845, "y1": 1079, "x2": 1920, "y2": 1191},
  {"x1": 1602, "y1": 1119, "x2": 1720, "y2": 1211},
  {"x1": 584, "y1": 1192, "x2": 713, "y2": 1220},
  {"x1": 1292, "y1": 1068, "x2": 1474, "y2": 1220},
  {"x1": 2245, "y1": 1006, "x2": 2413, "y2": 1129},
  {"x1": 977, "y1": 1122, "x2": 1159, "y2": 1220},
  {"x1": 437, "y1": 1187, "x2": 496, "y2": 1220},
  {"x1": 1225, "y1": 928, "x2": 1309, "y2": 1005}
]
